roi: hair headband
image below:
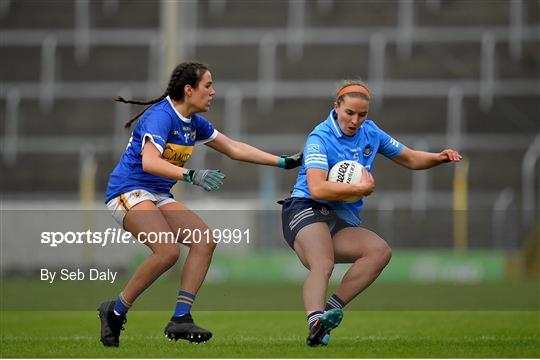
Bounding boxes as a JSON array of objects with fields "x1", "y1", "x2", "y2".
[{"x1": 336, "y1": 84, "x2": 370, "y2": 99}]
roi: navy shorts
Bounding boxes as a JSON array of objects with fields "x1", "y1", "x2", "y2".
[{"x1": 279, "y1": 197, "x2": 354, "y2": 249}]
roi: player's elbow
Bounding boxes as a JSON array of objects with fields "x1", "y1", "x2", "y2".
[
  {"x1": 225, "y1": 141, "x2": 243, "y2": 161},
  {"x1": 403, "y1": 152, "x2": 422, "y2": 170},
  {"x1": 408, "y1": 160, "x2": 428, "y2": 170},
  {"x1": 309, "y1": 185, "x2": 324, "y2": 200},
  {"x1": 141, "y1": 155, "x2": 155, "y2": 173}
]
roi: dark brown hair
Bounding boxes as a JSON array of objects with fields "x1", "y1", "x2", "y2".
[{"x1": 115, "y1": 61, "x2": 210, "y2": 128}]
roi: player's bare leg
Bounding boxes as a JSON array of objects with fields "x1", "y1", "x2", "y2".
[
  {"x1": 99, "y1": 200, "x2": 180, "y2": 347},
  {"x1": 121, "y1": 201, "x2": 182, "y2": 301},
  {"x1": 159, "y1": 202, "x2": 216, "y2": 343},
  {"x1": 294, "y1": 222, "x2": 343, "y2": 346},
  {"x1": 332, "y1": 227, "x2": 392, "y2": 303},
  {"x1": 160, "y1": 202, "x2": 216, "y2": 294},
  {"x1": 293, "y1": 222, "x2": 335, "y2": 313}
]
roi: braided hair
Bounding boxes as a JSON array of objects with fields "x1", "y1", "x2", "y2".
[{"x1": 115, "y1": 62, "x2": 210, "y2": 128}]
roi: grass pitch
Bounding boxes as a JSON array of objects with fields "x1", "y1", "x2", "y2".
[{"x1": 1, "y1": 310, "x2": 538, "y2": 358}]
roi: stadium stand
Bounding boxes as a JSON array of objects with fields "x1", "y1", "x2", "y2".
[{"x1": 1, "y1": 0, "x2": 538, "y2": 249}]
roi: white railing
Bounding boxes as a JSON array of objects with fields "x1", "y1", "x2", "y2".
[
  {"x1": 223, "y1": 87, "x2": 243, "y2": 138},
  {"x1": 257, "y1": 34, "x2": 278, "y2": 111},
  {"x1": 3, "y1": 25, "x2": 538, "y2": 113},
  {"x1": 492, "y1": 187, "x2": 515, "y2": 248},
  {"x1": 397, "y1": 0, "x2": 415, "y2": 59},
  {"x1": 179, "y1": 0, "x2": 198, "y2": 60},
  {"x1": 287, "y1": 0, "x2": 305, "y2": 61},
  {"x1": 480, "y1": 32, "x2": 496, "y2": 111},
  {"x1": 446, "y1": 86, "x2": 464, "y2": 150},
  {"x1": 378, "y1": 197, "x2": 396, "y2": 245},
  {"x1": 0, "y1": 1, "x2": 536, "y2": 251},
  {"x1": 509, "y1": 0, "x2": 524, "y2": 61},
  {"x1": 3, "y1": 79, "x2": 538, "y2": 99},
  {"x1": 113, "y1": 87, "x2": 132, "y2": 159},
  {"x1": 147, "y1": 35, "x2": 164, "y2": 97},
  {"x1": 5, "y1": 25, "x2": 539, "y2": 46},
  {"x1": 411, "y1": 140, "x2": 430, "y2": 216},
  {"x1": 368, "y1": 33, "x2": 387, "y2": 107},
  {"x1": 0, "y1": 133, "x2": 535, "y2": 155},
  {"x1": 74, "y1": 0, "x2": 90, "y2": 64},
  {"x1": 3, "y1": 89, "x2": 20, "y2": 166},
  {"x1": 522, "y1": 134, "x2": 540, "y2": 226},
  {"x1": 39, "y1": 35, "x2": 57, "y2": 112}
]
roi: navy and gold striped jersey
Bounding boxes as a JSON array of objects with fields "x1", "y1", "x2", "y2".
[{"x1": 105, "y1": 96, "x2": 217, "y2": 203}]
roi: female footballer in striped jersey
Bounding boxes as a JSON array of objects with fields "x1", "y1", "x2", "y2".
[
  {"x1": 98, "y1": 62, "x2": 301, "y2": 347},
  {"x1": 280, "y1": 80, "x2": 462, "y2": 346}
]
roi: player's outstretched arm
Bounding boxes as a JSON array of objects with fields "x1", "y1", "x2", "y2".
[
  {"x1": 392, "y1": 146, "x2": 462, "y2": 170},
  {"x1": 206, "y1": 132, "x2": 302, "y2": 169},
  {"x1": 141, "y1": 141, "x2": 225, "y2": 191}
]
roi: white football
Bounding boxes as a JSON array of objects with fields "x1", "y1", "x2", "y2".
[{"x1": 327, "y1": 160, "x2": 364, "y2": 203}]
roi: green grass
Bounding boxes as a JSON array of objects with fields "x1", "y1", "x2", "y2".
[
  {"x1": 1, "y1": 311, "x2": 538, "y2": 358},
  {"x1": 1, "y1": 280, "x2": 539, "y2": 357},
  {"x1": 2, "y1": 279, "x2": 539, "y2": 311}
]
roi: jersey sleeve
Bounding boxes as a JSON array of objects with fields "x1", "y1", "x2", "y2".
[
  {"x1": 303, "y1": 133, "x2": 329, "y2": 171},
  {"x1": 138, "y1": 110, "x2": 172, "y2": 154},
  {"x1": 194, "y1": 115, "x2": 218, "y2": 145},
  {"x1": 372, "y1": 121, "x2": 404, "y2": 159}
]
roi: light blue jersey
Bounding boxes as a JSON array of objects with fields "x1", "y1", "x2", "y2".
[
  {"x1": 291, "y1": 109, "x2": 404, "y2": 225},
  {"x1": 105, "y1": 96, "x2": 218, "y2": 203}
]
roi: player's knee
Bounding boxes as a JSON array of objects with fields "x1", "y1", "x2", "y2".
[
  {"x1": 311, "y1": 258, "x2": 334, "y2": 278},
  {"x1": 376, "y1": 241, "x2": 392, "y2": 267},
  {"x1": 156, "y1": 246, "x2": 181, "y2": 269},
  {"x1": 191, "y1": 238, "x2": 217, "y2": 255}
]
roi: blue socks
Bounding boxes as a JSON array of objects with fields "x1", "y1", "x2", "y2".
[
  {"x1": 113, "y1": 293, "x2": 131, "y2": 317},
  {"x1": 174, "y1": 290, "x2": 195, "y2": 317}
]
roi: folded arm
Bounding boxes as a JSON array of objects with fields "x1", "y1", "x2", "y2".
[{"x1": 307, "y1": 167, "x2": 374, "y2": 201}]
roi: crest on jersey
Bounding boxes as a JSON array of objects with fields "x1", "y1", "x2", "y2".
[{"x1": 363, "y1": 144, "x2": 373, "y2": 157}]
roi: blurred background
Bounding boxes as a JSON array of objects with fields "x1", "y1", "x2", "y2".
[{"x1": 1, "y1": 0, "x2": 539, "y2": 310}]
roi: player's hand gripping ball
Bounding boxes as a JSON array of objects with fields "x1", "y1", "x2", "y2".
[{"x1": 327, "y1": 160, "x2": 364, "y2": 203}]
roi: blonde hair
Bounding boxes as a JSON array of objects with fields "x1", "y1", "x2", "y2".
[{"x1": 335, "y1": 80, "x2": 371, "y2": 104}]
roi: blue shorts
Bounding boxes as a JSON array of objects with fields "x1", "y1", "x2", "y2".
[{"x1": 279, "y1": 197, "x2": 354, "y2": 249}]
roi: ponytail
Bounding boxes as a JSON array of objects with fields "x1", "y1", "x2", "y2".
[
  {"x1": 113, "y1": 95, "x2": 167, "y2": 128},
  {"x1": 115, "y1": 61, "x2": 210, "y2": 129}
]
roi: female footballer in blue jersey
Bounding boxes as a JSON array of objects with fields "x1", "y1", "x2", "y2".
[
  {"x1": 98, "y1": 61, "x2": 301, "y2": 347},
  {"x1": 281, "y1": 81, "x2": 462, "y2": 346}
]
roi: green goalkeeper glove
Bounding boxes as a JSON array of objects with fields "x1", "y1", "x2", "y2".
[{"x1": 182, "y1": 169, "x2": 225, "y2": 191}]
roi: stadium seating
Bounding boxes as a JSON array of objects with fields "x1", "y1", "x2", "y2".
[{"x1": 1, "y1": 0, "x2": 538, "y2": 248}]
